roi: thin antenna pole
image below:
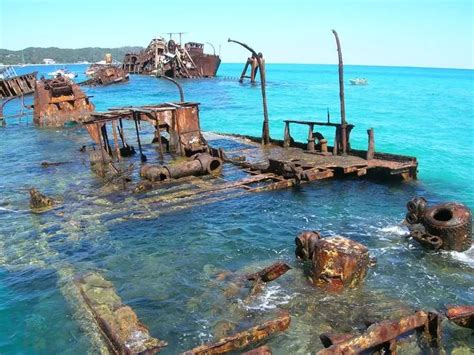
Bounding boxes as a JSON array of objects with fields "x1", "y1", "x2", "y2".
[{"x1": 331, "y1": 29, "x2": 347, "y2": 155}]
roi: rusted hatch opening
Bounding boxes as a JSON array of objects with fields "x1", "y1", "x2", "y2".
[
  {"x1": 433, "y1": 208, "x2": 453, "y2": 222},
  {"x1": 209, "y1": 159, "x2": 222, "y2": 173}
]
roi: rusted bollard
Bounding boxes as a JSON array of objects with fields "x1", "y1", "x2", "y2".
[
  {"x1": 405, "y1": 197, "x2": 472, "y2": 252},
  {"x1": 296, "y1": 231, "x2": 371, "y2": 290}
]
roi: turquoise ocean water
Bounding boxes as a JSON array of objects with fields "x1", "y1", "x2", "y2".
[{"x1": 0, "y1": 64, "x2": 473, "y2": 353}]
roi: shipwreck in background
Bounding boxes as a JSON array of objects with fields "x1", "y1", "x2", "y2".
[
  {"x1": 122, "y1": 36, "x2": 221, "y2": 78},
  {"x1": 82, "y1": 54, "x2": 129, "y2": 86}
]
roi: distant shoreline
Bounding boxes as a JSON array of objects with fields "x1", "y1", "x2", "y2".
[{"x1": 5, "y1": 62, "x2": 473, "y2": 71}]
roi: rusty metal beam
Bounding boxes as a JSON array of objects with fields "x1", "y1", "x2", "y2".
[
  {"x1": 183, "y1": 311, "x2": 290, "y2": 354},
  {"x1": 318, "y1": 311, "x2": 440, "y2": 354}
]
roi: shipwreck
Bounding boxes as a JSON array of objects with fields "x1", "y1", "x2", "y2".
[
  {"x1": 0, "y1": 65, "x2": 37, "y2": 99},
  {"x1": 33, "y1": 75, "x2": 95, "y2": 126},
  {"x1": 122, "y1": 36, "x2": 221, "y2": 78},
  {"x1": 82, "y1": 54, "x2": 129, "y2": 86}
]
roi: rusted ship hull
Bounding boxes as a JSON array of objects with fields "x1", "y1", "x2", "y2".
[
  {"x1": 33, "y1": 76, "x2": 95, "y2": 126},
  {"x1": 122, "y1": 38, "x2": 220, "y2": 78},
  {"x1": 189, "y1": 54, "x2": 221, "y2": 77},
  {"x1": 0, "y1": 71, "x2": 37, "y2": 98}
]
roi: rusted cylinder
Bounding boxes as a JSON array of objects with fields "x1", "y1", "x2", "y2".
[
  {"x1": 165, "y1": 154, "x2": 222, "y2": 179},
  {"x1": 140, "y1": 154, "x2": 222, "y2": 182},
  {"x1": 105, "y1": 53, "x2": 112, "y2": 64},
  {"x1": 422, "y1": 203, "x2": 472, "y2": 252},
  {"x1": 310, "y1": 236, "x2": 370, "y2": 290}
]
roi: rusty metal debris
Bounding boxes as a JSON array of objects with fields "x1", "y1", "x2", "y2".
[
  {"x1": 123, "y1": 37, "x2": 220, "y2": 78},
  {"x1": 295, "y1": 232, "x2": 371, "y2": 291},
  {"x1": 446, "y1": 305, "x2": 474, "y2": 329},
  {"x1": 29, "y1": 188, "x2": 54, "y2": 211},
  {"x1": 81, "y1": 65, "x2": 129, "y2": 86},
  {"x1": 318, "y1": 310, "x2": 441, "y2": 354},
  {"x1": 33, "y1": 75, "x2": 95, "y2": 126},
  {"x1": 75, "y1": 272, "x2": 167, "y2": 354},
  {"x1": 0, "y1": 66, "x2": 37, "y2": 98},
  {"x1": 183, "y1": 311, "x2": 290, "y2": 355},
  {"x1": 244, "y1": 261, "x2": 291, "y2": 299},
  {"x1": 405, "y1": 198, "x2": 472, "y2": 252},
  {"x1": 246, "y1": 261, "x2": 291, "y2": 283}
]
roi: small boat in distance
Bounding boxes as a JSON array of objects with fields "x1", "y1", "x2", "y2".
[
  {"x1": 349, "y1": 78, "x2": 368, "y2": 85},
  {"x1": 48, "y1": 69, "x2": 78, "y2": 79}
]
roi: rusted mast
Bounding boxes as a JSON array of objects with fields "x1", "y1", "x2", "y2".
[
  {"x1": 228, "y1": 38, "x2": 270, "y2": 145},
  {"x1": 331, "y1": 30, "x2": 347, "y2": 155}
]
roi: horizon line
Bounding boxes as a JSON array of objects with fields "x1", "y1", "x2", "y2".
[{"x1": 9, "y1": 61, "x2": 473, "y2": 71}]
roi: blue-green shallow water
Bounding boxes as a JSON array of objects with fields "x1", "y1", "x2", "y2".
[{"x1": 0, "y1": 64, "x2": 473, "y2": 353}]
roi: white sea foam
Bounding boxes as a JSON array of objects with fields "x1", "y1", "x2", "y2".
[
  {"x1": 379, "y1": 225, "x2": 410, "y2": 236},
  {"x1": 448, "y1": 246, "x2": 474, "y2": 268},
  {"x1": 244, "y1": 284, "x2": 296, "y2": 311},
  {"x1": 0, "y1": 207, "x2": 17, "y2": 213}
]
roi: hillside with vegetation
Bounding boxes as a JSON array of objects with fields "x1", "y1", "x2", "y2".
[{"x1": 0, "y1": 46, "x2": 143, "y2": 65}]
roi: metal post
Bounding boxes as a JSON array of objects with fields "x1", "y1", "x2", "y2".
[
  {"x1": 283, "y1": 122, "x2": 291, "y2": 148},
  {"x1": 332, "y1": 30, "x2": 347, "y2": 155},
  {"x1": 133, "y1": 111, "x2": 146, "y2": 162},
  {"x1": 111, "y1": 120, "x2": 121, "y2": 161},
  {"x1": 366, "y1": 128, "x2": 375, "y2": 160},
  {"x1": 239, "y1": 59, "x2": 251, "y2": 83},
  {"x1": 228, "y1": 38, "x2": 270, "y2": 145}
]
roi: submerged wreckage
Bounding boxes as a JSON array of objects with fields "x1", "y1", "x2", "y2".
[
  {"x1": 122, "y1": 36, "x2": 221, "y2": 78},
  {"x1": 0, "y1": 65, "x2": 37, "y2": 99},
  {"x1": 15, "y1": 30, "x2": 472, "y2": 353},
  {"x1": 82, "y1": 54, "x2": 129, "y2": 86},
  {"x1": 34, "y1": 75, "x2": 94, "y2": 126}
]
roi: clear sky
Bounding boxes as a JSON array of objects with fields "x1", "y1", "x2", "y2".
[{"x1": 1, "y1": 0, "x2": 472, "y2": 69}]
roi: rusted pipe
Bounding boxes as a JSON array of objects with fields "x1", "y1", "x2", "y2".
[
  {"x1": 156, "y1": 74, "x2": 184, "y2": 102},
  {"x1": 331, "y1": 30, "x2": 347, "y2": 155},
  {"x1": 140, "y1": 153, "x2": 222, "y2": 182},
  {"x1": 228, "y1": 38, "x2": 270, "y2": 145}
]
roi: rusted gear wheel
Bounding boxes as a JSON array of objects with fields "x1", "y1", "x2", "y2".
[{"x1": 422, "y1": 203, "x2": 472, "y2": 251}]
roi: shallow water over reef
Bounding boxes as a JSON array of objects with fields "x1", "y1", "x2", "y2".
[{"x1": 0, "y1": 64, "x2": 473, "y2": 353}]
